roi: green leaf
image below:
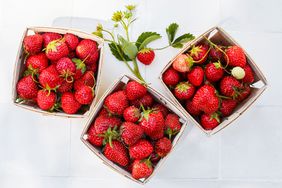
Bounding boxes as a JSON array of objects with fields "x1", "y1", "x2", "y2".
[
  {"x1": 118, "y1": 35, "x2": 138, "y2": 60},
  {"x1": 135, "y1": 32, "x2": 161, "y2": 50},
  {"x1": 166, "y1": 23, "x2": 179, "y2": 44},
  {"x1": 171, "y1": 33, "x2": 195, "y2": 48},
  {"x1": 108, "y1": 42, "x2": 131, "y2": 61}
]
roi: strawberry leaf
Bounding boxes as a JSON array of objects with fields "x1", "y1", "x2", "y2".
[
  {"x1": 171, "y1": 33, "x2": 195, "y2": 48},
  {"x1": 118, "y1": 35, "x2": 138, "y2": 60},
  {"x1": 166, "y1": 23, "x2": 179, "y2": 44},
  {"x1": 108, "y1": 42, "x2": 131, "y2": 61},
  {"x1": 135, "y1": 32, "x2": 161, "y2": 50}
]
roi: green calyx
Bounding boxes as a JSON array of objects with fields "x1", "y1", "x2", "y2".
[
  {"x1": 210, "y1": 113, "x2": 220, "y2": 123},
  {"x1": 72, "y1": 58, "x2": 86, "y2": 73},
  {"x1": 213, "y1": 61, "x2": 222, "y2": 69},
  {"x1": 46, "y1": 38, "x2": 64, "y2": 53},
  {"x1": 139, "y1": 48, "x2": 152, "y2": 54},
  {"x1": 140, "y1": 105, "x2": 153, "y2": 121},
  {"x1": 176, "y1": 82, "x2": 190, "y2": 92},
  {"x1": 189, "y1": 45, "x2": 202, "y2": 57},
  {"x1": 101, "y1": 126, "x2": 120, "y2": 148},
  {"x1": 141, "y1": 156, "x2": 152, "y2": 168}
]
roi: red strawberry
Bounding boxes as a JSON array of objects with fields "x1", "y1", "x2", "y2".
[
  {"x1": 174, "y1": 82, "x2": 195, "y2": 100},
  {"x1": 242, "y1": 65, "x2": 255, "y2": 83},
  {"x1": 130, "y1": 93, "x2": 154, "y2": 108},
  {"x1": 120, "y1": 122, "x2": 144, "y2": 146},
  {"x1": 76, "y1": 39, "x2": 99, "y2": 65},
  {"x1": 152, "y1": 103, "x2": 169, "y2": 117},
  {"x1": 205, "y1": 62, "x2": 224, "y2": 82},
  {"x1": 57, "y1": 79, "x2": 73, "y2": 93},
  {"x1": 104, "y1": 141, "x2": 129, "y2": 167},
  {"x1": 125, "y1": 81, "x2": 147, "y2": 100},
  {"x1": 162, "y1": 68, "x2": 180, "y2": 86},
  {"x1": 72, "y1": 58, "x2": 86, "y2": 80},
  {"x1": 61, "y1": 92, "x2": 81, "y2": 114},
  {"x1": 237, "y1": 84, "x2": 251, "y2": 102},
  {"x1": 74, "y1": 85, "x2": 94, "y2": 105},
  {"x1": 150, "y1": 130, "x2": 164, "y2": 140},
  {"x1": 64, "y1": 33, "x2": 79, "y2": 51},
  {"x1": 94, "y1": 115, "x2": 122, "y2": 135},
  {"x1": 123, "y1": 106, "x2": 141, "y2": 123},
  {"x1": 164, "y1": 113, "x2": 181, "y2": 139},
  {"x1": 187, "y1": 66, "x2": 204, "y2": 87},
  {"x1": 192, "y1": 85, "x2": 219, "y2": 114},
  {"x1": 46, "y1": 39, "x2": 69, "y2": 61},
  {"x1": 137, "y1": 48, "x2": 155, "y2": 65},
  {"x1": 150, "y1": 152, "x2": 161, "y2": 164},
  {"x1": 37, "y1": 90, "x2": 56, "y2": 111},
  {"x1": 98, "y1": 108, "x2": 111, "y2": 117},
  {"x1": 200, "y1": 113, "x2": 220, "y2": 130},
  {"x1": 155, "y1": 137, "x2": 172, "y2": 157},
  {"x1": 132, "y1": 159, "x2": 153, "y2": 180},
  {"x1": 210, "y1": 46, "x2": 223, "y2": 61},
  {"x1": 39, "y1": 65, "x2": 62, "y2": 91},
  {"x1": 185, "y1": 100, "x2": 201, "y2": 116},
  {"x1": 26, "y1": 53, "x2": 49, "y2": 74},
  {"x1": 104, "y1": 90, "x2": 129, "y2": 115},
  {"x1": 189, "y1": 43, "x2": 209, "y2": 64},
  {"x1": 129, "y1": 139, "x2": 153, "y2": 160},
  {"x1": 42, "y1": 32, "x2": 62, "y2": 47},
  {"x1": 87, "y1": 124, "x2": 103, "y2": 147},
  {"x1": 56, "y1": 57, "x2": 76, "y2": 81},
  {"x1": 225, "y1": 46, "x2": 246, "y2": 67},
  {"x1": 172, "y1": 54, "x2": 193, "y2": 72},
  {"x1": 220, "y1": 99, "x2": 237, "y2": 117},
  {"x1": 220, "y1": 76, "x2": 241, "y2": 98},
  {"x1": 16, "y1": 75, "x2": 38, "y2": 99},
  {"x1": 86, "y1": 62, "x2": 98, "y2": 72},
  {"x1": 23, "y1": 34, "x2": 43, "y2": 54},
  {"x1": 74, "y1": 71, "x2": 95, "y2": 90}
]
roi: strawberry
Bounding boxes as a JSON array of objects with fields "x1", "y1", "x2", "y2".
[
  {"x1": 150, "y1": 130, "x2": 164, "y2": 140},
  {"x1": 45, "y1": 39, "x2": 69, "y2": 61},
  {"x1": 187, "y1": 66, "x2": 204, "y2": 87},
  {"x1": 152, "y1": 103, "x2": 169, "y2": 117},
  {"x1": 42, "y1": 32, "x2": 62, "y2": 47},
  {"x1": 237, "y1": 84, "x2": 251, "y2": 102},
  {"x1": 242, "y1": 65, "x2": 255, "y2": 83},
  {"x1": 72, "y1": 58, "x2": 86, "y2": 80},
  {"x1": 129, "y1": 139, "x2": 153, "y2": 160},
  {"x1": 74, "y1": 85, "x2": 94, "y2": 105},
  {"x1": 86, "y1": 62, "x2": 98, "y2": 72},
  {"x1": 137, "y1": 48, "x2": 155, "y2": 65},
  {"x1": 57, "y1": 79, "x2": 73, "y2": 93},
  {"x1": 130, "y1": 93, "x2": 154, "y2": 108},
  {"x1": 155, "y1": 137, "x2": 172, "y2": 157},
  {"x1": 25, "y1": 53, "x2": 49, "y2": 74},
  {"x1": 87, "y1": 124, "x2": 103, "y2": 147},
  {"x1": 200, "y1": 113, "x2": 220, "y2": 130},
  {"x1": 61, "y1": 92, "x2": 81, "y2": 114},
  {"x1": 225, "y1": 46, "x2": 246, "y2": 67},
  {"x1": 125, "y1": 81, "x2": 147, "y2": 100},
  {"x1": 205, "y1": 61, "x2": 224, "y2": 82},
  {"x1": 192, "y1": 85, "x2": 219, "y2": 114},
  {"x1": 36, "y1": 90, "x2": 56, "y2": 111},
  {"x1": 64, "y1": 33, "x2": 79, "y2": 51},
  {"x1": 123, "y1": 106, "x2": 141, "y2": 123},
  {"x1": 39, "y1": 65, "x2": 62, "y2": 91},
  {"x1": 98, "y1": 108, "x2": 111, "y2": 117},
  {"x1": 104, "y1": 90, "x2": 129, "y2": 115},
  {"x1": 220, "y1": 76, "x2": 241, "y2": 98},
  {"x1": 16, "y1": 75, "x2": 38, "y2": 99},
  {"x1": 174, "y1": 82, "x2": 195, "y2": 100},
  {"x1": 103, "y1": 140, "x2": 129, "y2": 167},
  {"x1": 189, "y1": 43, "x2": 209, "y2": 64},
  {"x1": 150, "y1": 152, "x2": 161, "y2": 164},
  {"x1": 172, "y1": 54, "x2": 193, "y2": 72},
  {"x1": 164, "y1": 113, "x2": 181, "y2": 139},
  {"x1": 94, "y1": 115, "x2": 122, "y2": 135},
  {"x1": 23, "y1": 34, "x2": 43, "y2": 55},
  {"x1": 162, "y1": 68, "x2": 180, "y2": 86},
  {"x1": 120, "y1": 122, "x2": 144, "y2": 146},
  {"x1": 185, "y1": 100, "x2": 201, "y2": 116},
  {"x1": 56, "y1": 57, "x2": 76, "y2": 81},
  {"x1": 132, "y1": 159, "x2": 153, "y2": 179},
  {"x1": 210, "y1": 46, "x2": 223, "y2": 61},
  {"x1": 220, "y1": 99, "x2": 237, "y2": 117},
  {"x1": 76, "y1": 39, "x2": 99, "y2": 65},
  {"x1": 74, "y1": 71, "x2": 95, "y2": 90}
]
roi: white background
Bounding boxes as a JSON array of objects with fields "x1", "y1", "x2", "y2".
[{"x1": 0, "y1": 0, "x2": 282, "y2": 187}]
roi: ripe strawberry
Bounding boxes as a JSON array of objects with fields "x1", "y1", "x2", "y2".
[
  {"x1": 23, "y1": 34, "x2": 43, "y2": 54},
  {"x1": 200, "y1": 113, "x2": 220, "y2": 130},
  {"x1": 220, "y1": 99, "x2": 237, "y2": 117},
  {"x1": 189, "y1": 43, "x2": 209, "y2": 64},
  {"x1": 61, "y1": 92, "x2": 81, "y2": 114},
  {"x1": 94, "y1": 115, "x2": 122, "y2": 135},
  {"x1": 120, "y1": 122, "x2": 144, "y2": 146},
  {"x1": 130, "y1": 93, "x2": 154, "y2": 108},
  {"x1": 76, "y1": 39, "x2": 99, "y2": 65},
  {"x1": 150, "y1": 130, "x2": 164, "y2": 140},
  {"x1": 56, "y1": 57, "x2": 76, "y2": 81},
  {"x1": 242, "y1": 65, "x2": 255, "y2": 83},
  {"x1": 185, "y1": 100, "x2": 201, "y2": 116},
  {"x1": 87, "y1": 124, "x2": 103, "y2": 147},
  {"x1": 165, "y1": 113, "x2": 181, "y2": 139},
  {"x1": 57, "y1": 79, "x2": 73, "y2": 93},
  {"x1": 104, "y1": 90, "x2": 129, "y2": 115},
  {"x1": 46, "y1": 39, "x2": 69, "y2": 61},
  {"x1": 210, "y1": 46, "x2": 223, "y2": 61},
  {"x1": 64, "y1": 33, "x2": 79, "y2": 51},
  {"x1": 192, "y1": 85, "x2": 219, "y2": 114},
  {"x1": 129, "y1": 139, "x2": 153, "y2": 160},
  {"x1": 98, "y1": 108, "x2": 111, "y2": 117},
  {"x1": 86, "y1": 62, "x2": 98, "y2": 72},
  {"x1": 39, "y1": 65, "x2": 62, "y2": 91},
  {"x1": 205, "y1": 62, "x2": 224, "y2": 82},
  {"x1": 237, "y1": 84, "x2": 251, "y2": 102},
  {"x1": 123, "y1": 106, "x2": 141, "y2": 123},
  {"x1": 152, "y1": 103, "x2": 169, "y2": 117},
  {"x1": 74, "y1": 71, "x2": 95, "y2": 90},
  {"x1": 220, "y1": 76, "x2": 241, "y2": 98},
  {"x1": 104, "y1": 140, "x2": 129, "y2": 167},
  {"x1": 187, "y1": 66, "x2": 204, "y2": 87},
  {"x1": 225, "y1": 46, "x2": 246, "y2": 67},
  {"x1": 125, "y1": 81, "x2": 147, "y2": 100},
  {"x1": 132, "y1": 159, "x2": 153, "y2": 180},
  {"x1": 72, "y1": 58, "x2": 86, "y2": 80},
  {"x1": 16, "y1": 75, "x2": 38, "y2": 99},
  {"x1": 155, "y1": 137, "x2": 172, "y2": 157},
  {"x1": 26, "y1": 53, "x2": 49, "y2": 74},
  {"x1": 42, "y1": 32, "x2": 62, "y2": 47},
  {"x1": 74, "y1": 85, "x2": 94, "y2": 105},
  {"x1": 162, "y1": 68, "x2": 180, "y2": 86},
  {"x1": 172, "y1": 54, "x2": 193, "y2": 72},
  {"x1": 137, "y1": 48, "x2": 155, "y2": 65},
  {"x1": 37, "y1": 90, "x2": 56, "y2": 111},
  {"x1": 174, "y1": 82, "x2": 195, "y2": 100},
  {"x1": 150, "y1": 152, "x2": 161, "y2": 164}
]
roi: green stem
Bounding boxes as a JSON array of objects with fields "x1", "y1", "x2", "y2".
[
  {"x1": 132, "y1": 58, "x2": 146, "y2": 83},
  {"x1": 152, "y1": 45, "x2": 170, "y2": 51},
  {"x1": 121, "y1": 20, "x2": 130, "y2": 41}
]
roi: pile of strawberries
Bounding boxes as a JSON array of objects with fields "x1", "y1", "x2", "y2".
[
  {"x1": 16, "y1": 32, "x2": 100, "y2": 114},
  {"x1": 86, "y1": 80, "x2": 182, "y2": 180},
  {"x1": 162, "y1": 40, "x2": 254, "y2": 130}
]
